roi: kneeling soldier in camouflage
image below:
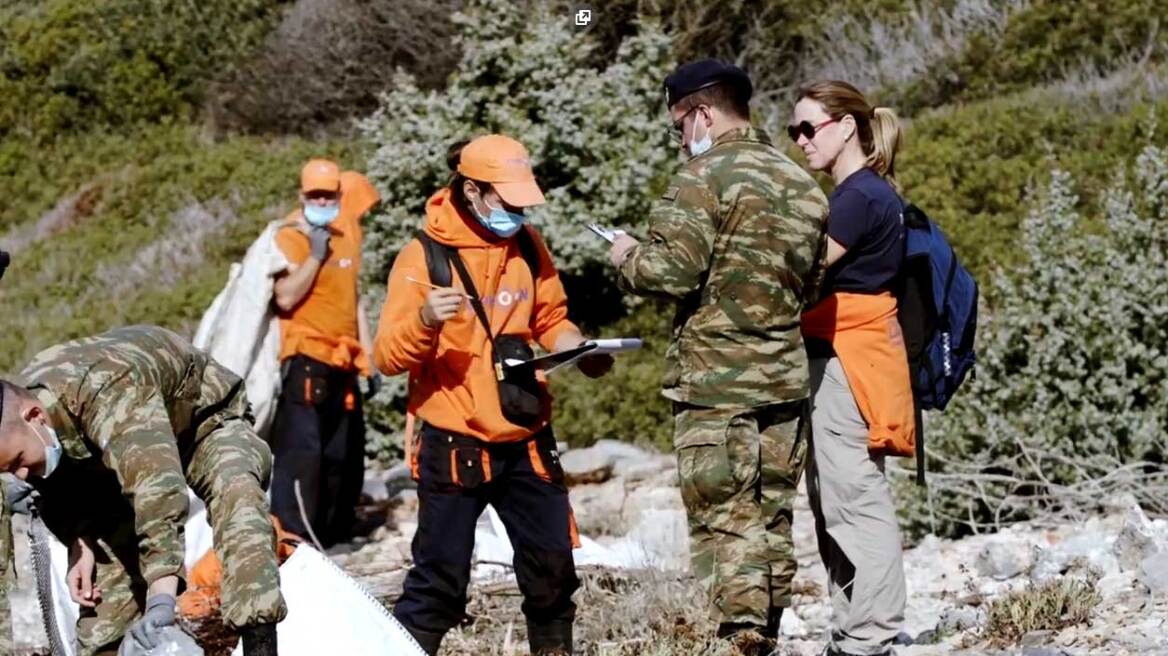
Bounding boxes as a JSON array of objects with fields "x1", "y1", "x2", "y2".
[{"x1": 0, "y1": 325, "x2": 286, "y2": 655}]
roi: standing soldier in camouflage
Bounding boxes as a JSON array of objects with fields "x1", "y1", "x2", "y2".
[
  {"x1": 608, "y1": 60, "x2": 829, "y2": 653},
  {"x1": 0, "y1": 325, "x2": 286, "y2": 656}
]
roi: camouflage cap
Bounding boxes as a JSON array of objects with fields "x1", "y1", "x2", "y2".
[{"x1": 664, "y1": 59, "x2": 753, "y2": 109}]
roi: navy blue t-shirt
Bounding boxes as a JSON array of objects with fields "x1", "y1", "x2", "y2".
[{"x1": 822, "y1": 167, "x2": 905, "y2": 295}]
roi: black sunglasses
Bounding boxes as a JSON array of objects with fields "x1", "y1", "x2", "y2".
[
  {"x1": 786, "y1": 118, "x2": 838, "y2": 143},
  {"x1": 668, "y1": 106, "x2": 703, "y2": 144}
]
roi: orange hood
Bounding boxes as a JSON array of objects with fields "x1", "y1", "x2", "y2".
[
  {"x1": 340, "y1": 171, "x2": 381, "y2": 222},
  {"x1": 423, "y1": 187, "x2": 505, "y2": 248}
]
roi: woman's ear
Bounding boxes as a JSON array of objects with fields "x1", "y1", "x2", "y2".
[{"x1": 842, "y1": 114, "x2": 857, "y2": 142}]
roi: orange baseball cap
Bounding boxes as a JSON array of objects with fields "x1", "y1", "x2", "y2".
[
  {"x1": 301, "y1": 159, "x2": 341, "y2": 193},
  {"x1": 457, "y1": 135, "x2": 546, "y2": 207}
]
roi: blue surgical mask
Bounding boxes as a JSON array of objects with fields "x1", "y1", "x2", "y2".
[
  {"x1": 38, "y1": 424, "x2": 62, "y2": 478},
  {"x1": 304, "y1": 203, "x2": 340, "y2": 227},
  {"x1": 688, "y1": 117, "x2": 713, "y2": 157},
  {"x1": 474, "y1": 200, "x2": 526, "y2": 238}
]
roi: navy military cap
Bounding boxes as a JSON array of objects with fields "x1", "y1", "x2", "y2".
[{"x1": 664, "y1": 59, "x2": 753, "y2": 109}]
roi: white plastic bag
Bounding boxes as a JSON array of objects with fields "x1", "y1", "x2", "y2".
[{"x1": 231, "y1": 547, "x2": 425, "y2": 656}]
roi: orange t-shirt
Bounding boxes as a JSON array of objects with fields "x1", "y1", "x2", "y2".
[{"x1": 274, "y1": 172, "x2": 378, "y2": 374}]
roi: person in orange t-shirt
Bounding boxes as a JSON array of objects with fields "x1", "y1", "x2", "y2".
[
  {"x1": 375, "y1": 136, "x2": 612, "y2": 656},
  {"x1": 269, "y1": 159, "x2": 382, "y2": 548}
]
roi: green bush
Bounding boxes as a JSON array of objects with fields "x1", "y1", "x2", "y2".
[
  {"x1": 897, "y1": 140, "x2": 1168, "y2": 538},
  {"x1": 0, "y1": 124, "x2": 362, "y2": 372},
  {"x1": 208, "y1": 0, "x2": 462, "y2": 135},
  {"x1": 897, "y1": 94, "x2": 1168, "y2": 282},
  {"x1": 357, "y1": 0, "x2": 675, "y2": 284},
  {"x1": 0, "y1": 0, "x2": 286, "y2": 140},
  {"x1": 890, "y1": 0, "x2": 1166, "y2": 114},
  {"x1": 550, "y1": 302, "x2": 674, "y2": 451}
]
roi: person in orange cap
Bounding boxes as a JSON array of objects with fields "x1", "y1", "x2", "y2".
[
  {"x1": 375, "y1": 136, "x2": 612, "y2": 656},
  {"x1": 269, "y1": 159, "x2": 382, "y2": 548}
]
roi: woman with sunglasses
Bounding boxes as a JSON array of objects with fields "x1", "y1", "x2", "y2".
[{"x1": 788, "y1": 81, "x2": 914, "y2": 656}]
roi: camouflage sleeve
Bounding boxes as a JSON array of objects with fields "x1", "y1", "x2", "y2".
[
  {"x1": 88, "y1": 390, "x2": 188, "y2": 586},
  {"x1": 617, "y1": 169, "x2": 719, "y2": 300},
  {"x1": 0, "y1": 488, "x2": 10, "y2": 653}
]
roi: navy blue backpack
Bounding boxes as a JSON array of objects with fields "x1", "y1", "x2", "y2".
[{"x1": 897, "y1": 203, "x2": 978, "y2": 485}]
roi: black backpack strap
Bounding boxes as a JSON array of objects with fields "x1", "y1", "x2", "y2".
[
  {"x1": 444, "y1": 248, "x2": 506, "y2": 382},
  {"x1": 417, "y1": 232, "x2": 454, "y2": 288},
  {"x1": 914, "y1": 396, "x2": 926, "y2": 487},
  {"x1": 516, "y1": 226, "x2": 542, "y2": 279},
  {"x1": 419, "y1": 229, "x2": 541, "y2": 286}
]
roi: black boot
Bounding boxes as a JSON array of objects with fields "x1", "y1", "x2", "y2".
[
  {"x1": 404, "y1": 625, "x2": 445, "y2": 656},
  {"x1": 528, "y1": 619, "x2": 573, "y2": 655},
  {"x1": 766, "y1": 607, "x2": 784, "y2": 638},
  {"x1": 240, "y1": 623, "x2": 278, "y2": 656}
]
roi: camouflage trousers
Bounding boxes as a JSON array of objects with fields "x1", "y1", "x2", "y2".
[
  {"x1": 80, "y1": 398, "x2": 287, "y2": 655},
  {"x1": 673, "y1": 400, "x2": 809, "y2": 628}
]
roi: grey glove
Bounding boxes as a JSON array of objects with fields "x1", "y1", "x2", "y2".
[
  {"x1": 127, "y1": 593, "x2": 177, "y2": 650},
  {"x1": 308, "y1": 226, "x2": 330, "y2": 262},
  {"x1": 3, "y1": 477, "x2": 36, "y2": 515},
  {"x1": 363, "y1": 372, "x2": 383, "y2": 401},
  {"x1": 117, "y1": 625, "x2": 203, "y2": 656}
]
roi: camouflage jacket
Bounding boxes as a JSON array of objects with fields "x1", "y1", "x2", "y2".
[
  {"x1": 17, "y1": 325, "x2": 244, "y2": 585},
  {"x1": 618, "y1": 126, "x2": 829, "y2": 408}
]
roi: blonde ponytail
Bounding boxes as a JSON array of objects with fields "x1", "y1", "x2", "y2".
[
  {"x1": 798, "y1": 81, "x2": 906, "y2": 192},
  {"x1": 867, "y1": 107, "x2": 903, "y2": 191}
]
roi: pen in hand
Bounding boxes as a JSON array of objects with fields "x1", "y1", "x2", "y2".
[{"x1": 406, "y1": 276, "x2": 475, "y2": 300}]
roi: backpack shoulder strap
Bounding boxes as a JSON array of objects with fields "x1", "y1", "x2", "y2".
[
  {"x1": 516, "y1": 226, "x2": 542, "y2": 279},
  {"x1": 417, "y1": 232, "x2": 454, "y2": 288}
]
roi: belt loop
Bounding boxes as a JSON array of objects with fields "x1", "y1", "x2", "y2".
[{"x1": 481, "y1": 448, "x2": 493, "y2": 483}]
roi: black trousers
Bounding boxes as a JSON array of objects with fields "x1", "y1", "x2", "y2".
[
  {"x1": 269, "y1": 354, "x2": 365, "y2": 548},
  {"x1": 393, "y1": 424, "x2": 580, "y2": 634}
]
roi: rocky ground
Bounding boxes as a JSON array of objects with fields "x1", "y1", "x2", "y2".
[{"x1": 11, "y1": 440, "x2": 1168, "y2": 655}]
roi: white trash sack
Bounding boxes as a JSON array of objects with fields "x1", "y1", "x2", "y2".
[
  {"x1": 230, "y1": 546, "x2": 426, "y2": 656},
  {"x1": 46, "y1": 504, "x2": 422, "y2": 656}
]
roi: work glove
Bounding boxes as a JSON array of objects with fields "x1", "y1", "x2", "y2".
[
  {"x1": 363, "y1": 372, "x2": 383, "y2": 401},
  {"x1": 126, "y1": 593, "x2": 177, "y2": 650},
  {"x1": 3, "y1": 476, "x2": 37, "y2": 515},
  {"x1": 308, "y1": 226, "x2": 330, "y2": 262},
  {"x1": 117, "y1": 625, "x2": 203, "y2": 656}
]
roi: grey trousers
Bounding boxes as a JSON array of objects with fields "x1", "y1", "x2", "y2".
[{"x1": 806, "y1": 358, "x2": 905, "y2": 655}]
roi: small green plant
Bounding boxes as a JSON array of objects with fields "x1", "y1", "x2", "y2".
[{"x1": 985, "y1": 578, "x2": 1101, "y2": 646}]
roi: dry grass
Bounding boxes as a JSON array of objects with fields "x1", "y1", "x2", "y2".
[
  {"x1": 439, "y1": 567, "x2": 753, "y2": 656},
  {"x1": 207, "y1": 0, "x2": 461, "y2": 134},
  {"x1": 984, "y1": 577, "x2": 1101, "y2": 646},
  {"x1": 757, "y1": 0, "x2": 1028, "y2": 113}
]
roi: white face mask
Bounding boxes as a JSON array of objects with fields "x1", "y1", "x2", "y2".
[
  {"x1": 37, "y1": 423, "x2": 62, "y2": 478},
  {"x1": 688, "y1": 113, "x2": 713, "y2": 157}
]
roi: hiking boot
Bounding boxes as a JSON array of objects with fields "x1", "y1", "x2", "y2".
[
  {"x1": 717, "y1": 622, "x2": 775, "y2": 656},
  {"x1": 528, "y1": 618, "x2": 573, "y2": 655},
  {"x1": 403, "y1": 625, "x2": 445, "y2": 656},
  {"x1": 240, "y1": 623, "x2": 278, "y2": 656}
]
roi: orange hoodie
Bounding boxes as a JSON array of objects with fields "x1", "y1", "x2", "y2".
[
  {"x1": 374, "y1": 188, "x2": 579, "y2": 443},
  {"x1": 801, "y1": 291, "x2": 916, "y2": 456}
]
